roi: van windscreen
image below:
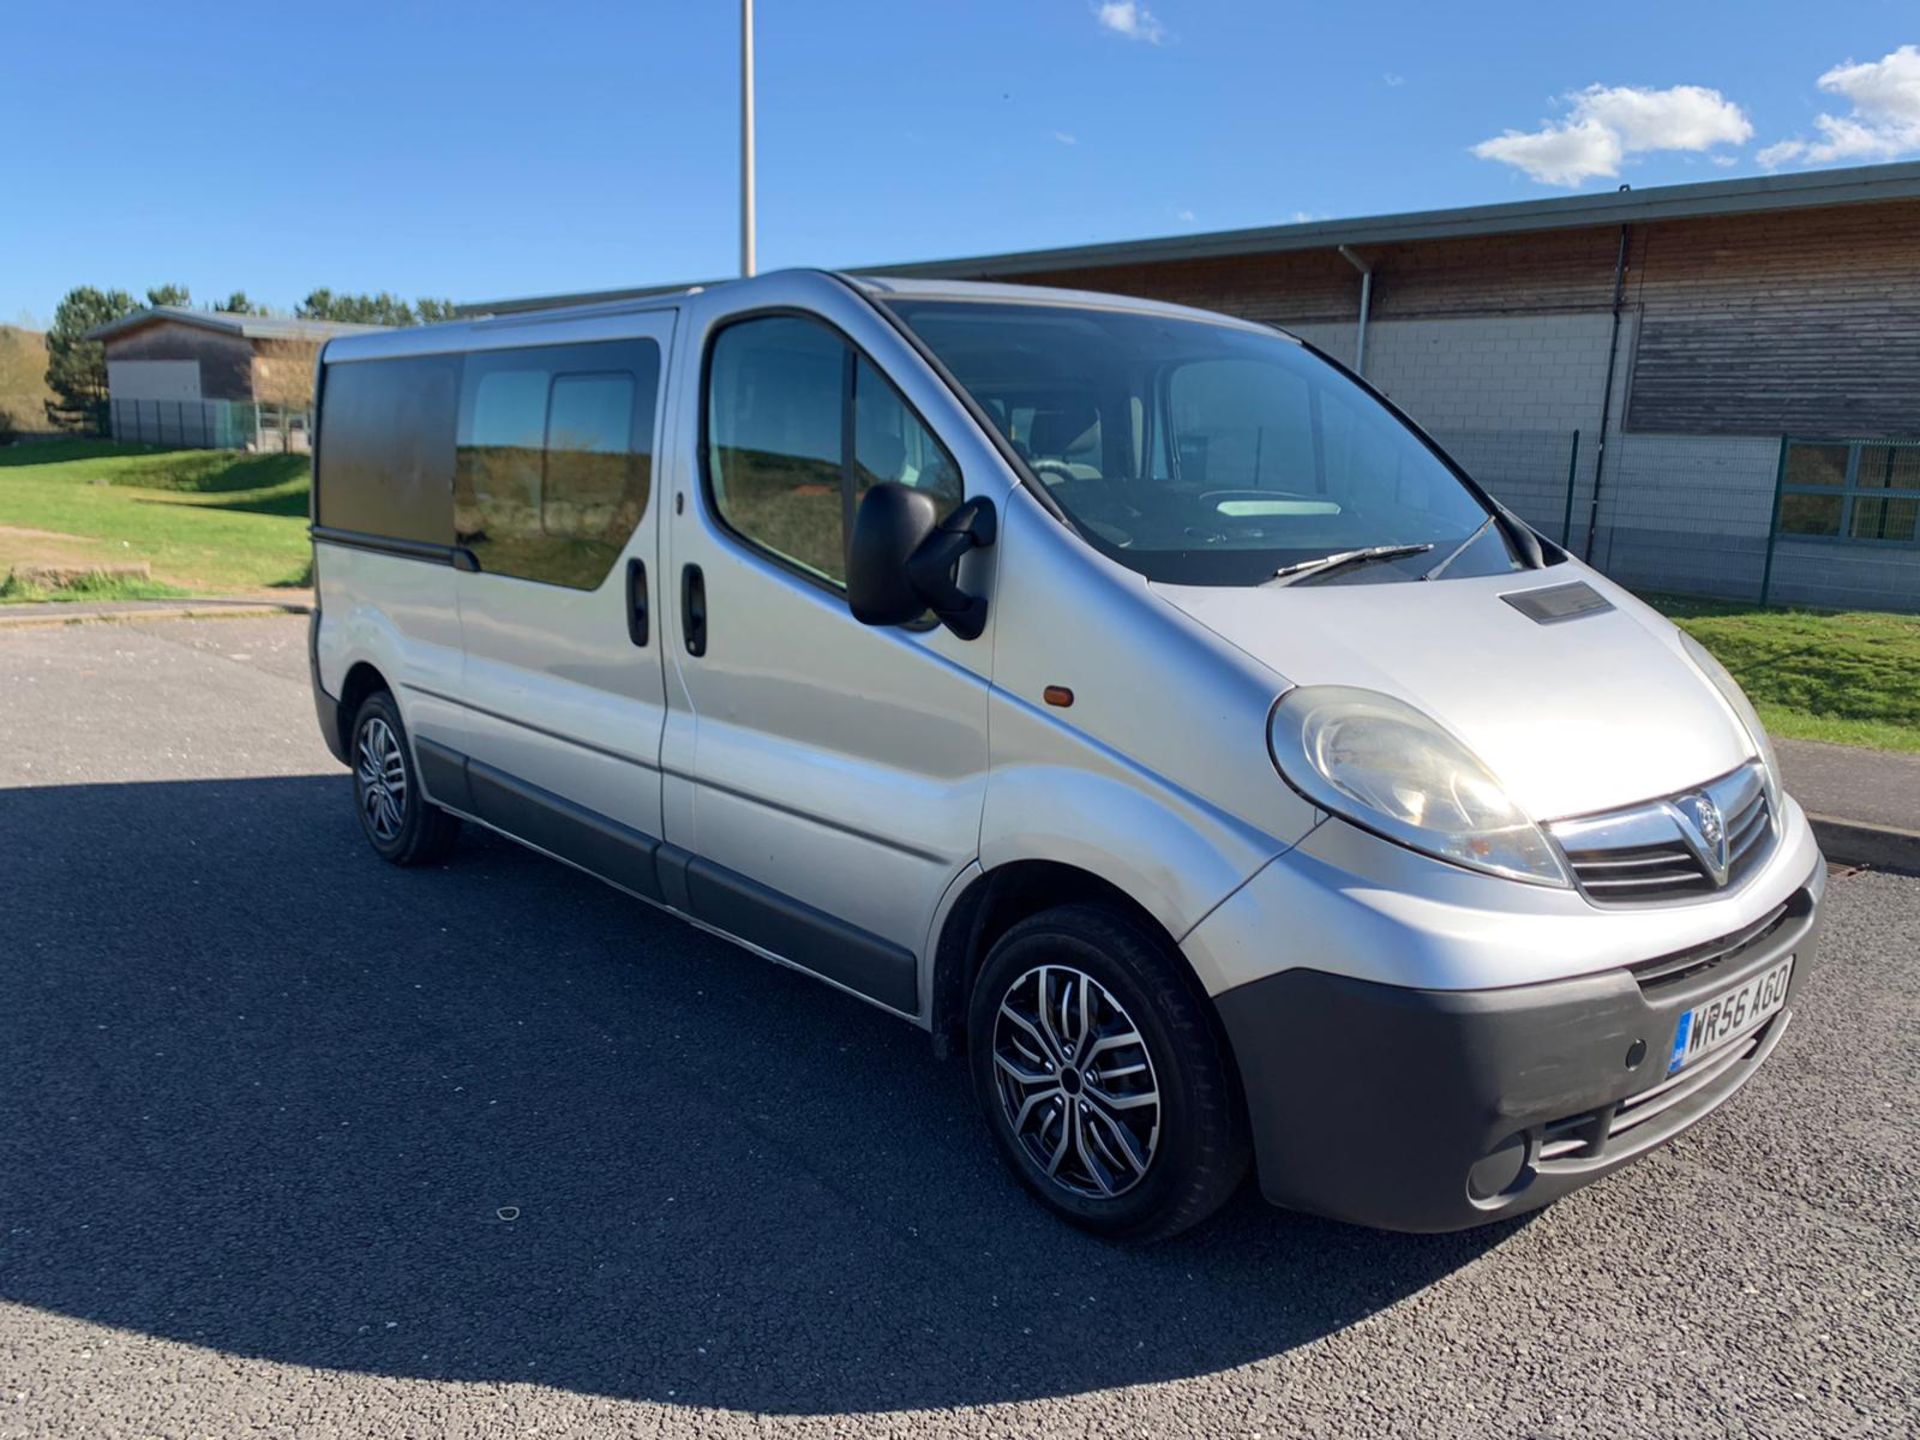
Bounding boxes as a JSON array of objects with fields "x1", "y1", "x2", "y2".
[{"x1": 886, "y1": 300, "x2": 1518, "y2": 587}]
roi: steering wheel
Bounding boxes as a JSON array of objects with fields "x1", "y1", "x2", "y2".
[{"x1": 1028, "y1": 458, "x2": 1079, "y2": 485}]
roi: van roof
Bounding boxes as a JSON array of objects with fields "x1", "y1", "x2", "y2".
[{"x1": 322, "y1": 271, "x2": 1272, "y2": 364}]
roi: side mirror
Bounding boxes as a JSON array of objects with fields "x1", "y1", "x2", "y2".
[{"x1": 847, "y1": 483, "x2": 996, "y2": 640}]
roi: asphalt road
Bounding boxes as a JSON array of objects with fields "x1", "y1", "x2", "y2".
[{"x1": 2, "y1": 615, "x2": 1916, "y2": 1439}]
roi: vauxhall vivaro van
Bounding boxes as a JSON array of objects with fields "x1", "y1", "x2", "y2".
[{"x1": 308, "y1": 270, "x2": 1822, "y2": 1241}]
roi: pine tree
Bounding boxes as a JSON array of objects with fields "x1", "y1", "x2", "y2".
[
  {"x1": 297, "y1": 289, "x2": 418, "y2": 326},
  {"x1": 44, "y1": 286, "x2": 136, "y2": 432}
]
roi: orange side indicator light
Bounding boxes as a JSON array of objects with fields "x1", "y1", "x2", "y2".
[{"x1": 1043, "y1": 685, "x2": 1075, "y2": 708}]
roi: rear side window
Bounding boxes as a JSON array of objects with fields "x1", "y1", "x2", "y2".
[
  {"x1": 705, "y1": 315, "x2": 960, "y2": 588},
  {"x1": 456, "y1": 339, "x2": 661, "y2": 590},
  {"x1": 316, "y1": 355, "x2": 460, "y2": 544}
]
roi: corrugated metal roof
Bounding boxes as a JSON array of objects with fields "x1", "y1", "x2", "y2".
[
  {"x1": 458, "y1": 158, "x2": 1920, "y2": 318},
  {"x1": 85, "y1": 307, "x2": 388, "y2": 344}
]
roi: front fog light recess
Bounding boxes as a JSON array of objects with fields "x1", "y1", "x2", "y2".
[{"x1": 1268, "y1": 686, "x2": 1569, "y2": 886}]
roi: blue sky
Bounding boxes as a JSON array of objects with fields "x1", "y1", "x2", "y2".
[{"x1": 3, "y1": 2, "x2": 1916, "y2": 325}]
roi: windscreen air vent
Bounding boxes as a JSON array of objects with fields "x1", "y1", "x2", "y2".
[{"x1": 1501, "y1": 582, "x2": 1613, "y2": 625}]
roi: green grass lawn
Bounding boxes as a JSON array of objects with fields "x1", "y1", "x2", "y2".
[
  {"x1": 1652, "y1": 595, "x2": 1920, "y2": 754},
  {"x1": 0, "y1": 570, "x2": 190, "y2": 603},
  {"x1": 0, "y1": 441, "x2": 311, "y2": 594}
]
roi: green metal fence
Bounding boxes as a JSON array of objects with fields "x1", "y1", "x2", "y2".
[
  {"x1": 109, "y1": 398, "x2": 310, "y2": 452},
  {"x1": 1761, "y1": 439, "x2": 1920, "y2": 605}
]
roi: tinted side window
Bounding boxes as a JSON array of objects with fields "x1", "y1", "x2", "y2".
[
  {"x1": 317, "y1": 355, "x2": 460, "y2": 544},
  {"x1": 456, "y1": 339, "x2": 660, "y2": 590},
  {"x1": 707, "y1": 317, "x2": 960, "y2": 587}
]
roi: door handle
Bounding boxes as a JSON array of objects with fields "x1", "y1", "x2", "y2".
[
  {"x1": 681, "y1": 564, "x2": 707, "y2": 656},
  {"x1": 625, "y1": 558, "x2": 648, "y2": 646}
]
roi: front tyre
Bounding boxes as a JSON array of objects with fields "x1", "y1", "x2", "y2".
[
  {"x1": 350, "y1": 690, "x2": 459, "y2": 866},
  {"x1": 968, "y1": 904, "x2": 1248, "y2": 1242}
]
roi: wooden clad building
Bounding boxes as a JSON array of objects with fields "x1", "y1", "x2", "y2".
[{"x1": 87, "y1": 308, "x2": 381, "y2": 449}]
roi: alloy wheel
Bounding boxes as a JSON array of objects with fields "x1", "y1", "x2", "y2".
[
  {"x1": 355, "y1": 715, "x2": 408, "y2": 842},
  {"x1": 991, "y1": 964, "x2": 1162, "y2": 1198}
]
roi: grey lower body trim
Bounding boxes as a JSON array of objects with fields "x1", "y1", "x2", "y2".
[
  {"x1": 683, "y1": 855, "x2": 919, "y2": 1014},
  {"x1": 655, "y1": 842, "x2": 694, "y2": 913},
  {"x1": 414, "y1": 737, "x2": 472, "y2": 812},
  {"x1": 410, "y1": 740, "x2": 916, "y2": 1013},
  {"x1": 463, "y1": 755, "x2": 664, "y2": 904}
]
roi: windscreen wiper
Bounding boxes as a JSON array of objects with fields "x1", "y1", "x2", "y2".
[
  {"x1": 1421, "y1": 515, "x2": 1496, "y2": 581},
  {"x1": 1269, "y1": 542, "x2": 1434, "y2": 587},
  {"x1": 1422, "y1": 505, "x2": 1546, "y2": 582}
]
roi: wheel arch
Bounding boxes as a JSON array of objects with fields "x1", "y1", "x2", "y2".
[
  {"x1": 335, "y1": 661, "x2": 391, "y2": 759},
  {"x1": 928, "y1": 859, "x2": 1218, "y2": 1062}
]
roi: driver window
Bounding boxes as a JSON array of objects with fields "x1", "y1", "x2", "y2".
[
  {"x1": 708, "y1": 316, "x2": 962, "y2": 589},
  {"x1": 854, "y1": 356, "x2": 962, "y2": 505}
]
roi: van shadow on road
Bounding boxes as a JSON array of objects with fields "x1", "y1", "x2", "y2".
[{"x1": 0, "y1": 774, "x2": 1512, "y2": 1414}]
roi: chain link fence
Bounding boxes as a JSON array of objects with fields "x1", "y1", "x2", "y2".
[
  {"x1": 1433, "y1": 429, "x2": 1920, "y2": 615},
  {"x1": 109, "y1": 398, "x2": 311, "y2": 453}
]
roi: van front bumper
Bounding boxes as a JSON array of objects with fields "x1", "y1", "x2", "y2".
[{"x1": 1197, "y1": 807, "x2": 1825, "y2": 1232}]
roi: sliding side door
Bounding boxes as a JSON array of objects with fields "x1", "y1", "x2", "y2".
[{"x1": 438, "y1": 313, "x2": 678, "y2": 898}]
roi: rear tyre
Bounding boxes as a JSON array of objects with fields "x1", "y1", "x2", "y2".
[
  {"x1": 968, "y1": 903, "x2": 1248, "y2": 1243},
  {"x1": 350, "y1": 690, "x2": 459, "y2": 867}
]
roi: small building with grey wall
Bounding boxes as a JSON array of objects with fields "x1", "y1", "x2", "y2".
[{"x1": 87, "y1": 308, "x2": 381, "y2": 450}]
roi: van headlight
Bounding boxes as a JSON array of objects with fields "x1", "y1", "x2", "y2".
[
  {"x1": 1677, "y1": 630, "x2": 1782, "y2": 814},
  {"x1": 1268, "y1": 686, "x2": 1570, "y2": 886}
]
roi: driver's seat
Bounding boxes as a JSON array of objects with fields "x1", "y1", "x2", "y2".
[{"x1": 1025, "y1": 404, "x2": 1102, "y2": 481}]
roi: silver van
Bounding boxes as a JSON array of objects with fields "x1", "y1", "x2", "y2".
[{"x1": 308, "y1": 270, "x2": 1822, "y2": 1240}]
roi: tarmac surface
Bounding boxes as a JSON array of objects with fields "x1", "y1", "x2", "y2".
[{"x1": 2, "y1": 615, "x2": 1916, "y2": 1438}]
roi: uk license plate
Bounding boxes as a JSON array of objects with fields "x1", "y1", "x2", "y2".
[{"x1": 1668, "y1": 958, "x2": 1793, "y2": 1075}]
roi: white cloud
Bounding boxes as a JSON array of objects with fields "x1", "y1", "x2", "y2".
[
  {"x1": 1759, "y1": 45, "x2": 1920, "y2": 167},
  {"x1": 1474, "y1": 117, "x2": 1623, "y2": 186},
  {"x1": 1574, "y1": 85, "x2": 1753, "y2": 151},
  {"x1": 1473, "y1": 83, "x2": 1751, "y2": 186},
  {"x1": 1095, "y1": 1, "x2": 1164, "y2": 44},
  {"x1": 1383, "y1": 72, "x2": 1405, "y2": 88},
  {"x1": 1052, "y1": 130, "x2": 1078, "y2": 146},
  {"x1": 1174, "y1": 208, "x2": 1197, "y2": 223}
]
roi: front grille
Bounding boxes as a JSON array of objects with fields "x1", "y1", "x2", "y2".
[
  {"x1": 1549, "y1": 762, "x2": 1776, "y2": 905},
  {"x1": 1564, "y1": 837, "x2": 1713, "y2": 900},
  {"x1": 1537, "y1": 1016, "x2": 1777, "y2": 1166}
]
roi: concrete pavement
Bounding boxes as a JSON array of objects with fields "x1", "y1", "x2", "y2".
[
  {"x1": 0, "y1": 593, "x2": 312, "y2": 628},
  {"x1": 1778, "y1": 738, "x2": 1920, "y2": 874}
]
